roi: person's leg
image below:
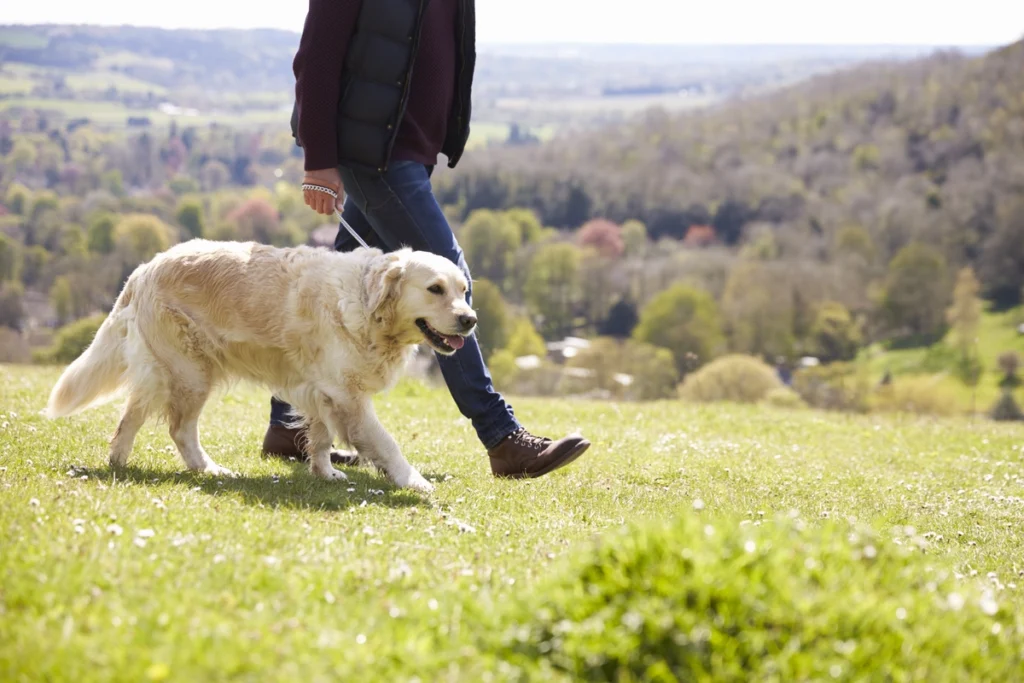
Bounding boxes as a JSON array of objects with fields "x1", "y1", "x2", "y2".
[
  {"x1": 262, "y1": 198, "x2": 385, "y2": 463},
  {"x1": 339, "y1": 161, "x2": 589, "y2": 476},
  {"x1": 340, "y1": 161, "x2": 519, "y2": 449}
]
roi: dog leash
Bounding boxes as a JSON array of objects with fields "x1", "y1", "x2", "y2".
[{"x1": 302, "y1": 182, "x2": 370, "y2": 249}]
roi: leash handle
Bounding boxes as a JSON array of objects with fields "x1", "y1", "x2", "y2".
[{"x1": 302, "y1": 182, "x2": 370, "y2": 249}]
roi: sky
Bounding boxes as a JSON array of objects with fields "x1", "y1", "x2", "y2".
[{"x1": 2, "y1": 0, "x2": 1022, "y2": 46}]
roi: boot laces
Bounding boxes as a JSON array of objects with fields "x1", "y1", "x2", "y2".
[{"x1": 512, "y1": 429, "x2": 550, "y2": 450}]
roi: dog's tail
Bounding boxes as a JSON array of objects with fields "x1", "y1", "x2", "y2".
[{"x1": 44, "y1": 296, "x2": 131, "y2": 419}]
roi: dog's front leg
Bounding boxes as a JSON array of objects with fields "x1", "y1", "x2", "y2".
[
  {"x1": 305, "y1": 416, "x2": 347, "y2": 481},
  {"x1": 326, "y1": 398, "x2": 433, "y2": 494}
]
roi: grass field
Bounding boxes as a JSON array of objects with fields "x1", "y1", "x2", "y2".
[
  {"x1": 862, "y1": 308, "x2": 1024, "y2": 412},
  {"x1": 2, "y1": 364, "x2": 1023, "y2": 680}
]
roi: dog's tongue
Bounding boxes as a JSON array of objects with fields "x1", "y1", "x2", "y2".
[{"x1": 443, "y1": 334, "x2": 465, "y2": 350}]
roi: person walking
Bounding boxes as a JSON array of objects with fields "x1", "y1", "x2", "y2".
[{"x1": 262, "y1": 0, "x2": 591, "y2": 479}]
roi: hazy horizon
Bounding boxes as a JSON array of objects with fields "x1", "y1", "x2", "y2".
[{"x1": 2, "y1": 1, "x2": 1022, "y2": 47}]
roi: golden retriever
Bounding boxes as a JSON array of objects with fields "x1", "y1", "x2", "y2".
[{"x1": 44, "y1": 239, "x2": 480, "y2": 493}]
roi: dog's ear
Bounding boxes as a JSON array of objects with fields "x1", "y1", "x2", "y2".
[{"x1": 365, "y1": 251, "x2": 408, "y2": 324}]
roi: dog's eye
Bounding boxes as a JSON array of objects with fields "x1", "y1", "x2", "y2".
[{"x1": 428, "y1": 284, "x2": 445, "y2": 295}]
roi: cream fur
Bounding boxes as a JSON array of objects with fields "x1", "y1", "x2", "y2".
[{"x1": 44, "y1": 239, "x2": 477, "y2": 493}]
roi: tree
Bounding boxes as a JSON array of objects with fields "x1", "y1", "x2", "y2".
[
  {"x1": 0, "y1": 283, "x2": 25, "y2": 330},
  {"x1": 721, "y1": 262, "x2": 797, "y2": 360},
  {"x1": 50, "y1": 276, "x2": 73, "y2": 325},
  {"x1": 978, "y1": 197, "x2": 1024, "y2": 309},
  {"x1": 4, "y1": 183, "x2": 31, "y2": 215},
  {"x1": 0, "y1": 234, "x2": 21, "y2": 282},
  {"x1": 712, "y1": 199, "x2": 750, "y2": 246},
  {"x1": 176, "y1": 197, "x2": 206, "y2": 240},
  {"x1": 87, "y1": 213, "x2": 117, "y2": 254},
  {"x1": 991, "y1": 351, "x2": 1023, "y2": 421},
  {"x1": 599, "y1": 299, "x2": 639, "y2": 338},
  {"x1": 460, "y1": 209, "x2": 522, "y2": 291},
  {"x1": 576, "y1": 219, "x2": 624, "y2": 259},
  {"x1": 946, "y1": 267, "x2": 984, "y2": 397},
  {"x1": 621, "y1": 220, "x2": 648, "y2": 257},
  {"x1": 227, "y1": 198, "x2": 293, "y2": 246},
  {"x1": 115, "y1": 214, "x2": 175, "y2": 263},
  {"x1": 881, "y1": 242, "x2": 951, "y2": 344},
  {"x1": 524, "y1": 242, "x2": 582, "y2": 339},
  {"x1": 470, "y1": 278, "x2": 511, "y2": 361},
  {"x1": 633, "y1": 284, "x2": 724, "y2": 374},
  {"x1": 504, "y1": 208, "x2": 545, "y2": 244},
  {"x1": 810, "y1": 301, "x2": 863, "y2": 363},
  {"x1": 579, "y1": 250, "x2": 617, "y2": 333},
  {"x1": 506, "y1": 317, "x2": 547, "y2": 358}
]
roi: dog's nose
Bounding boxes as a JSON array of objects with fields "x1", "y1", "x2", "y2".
[{"x1": 458, "y1": 313, "x2": 477, "y2": 332}]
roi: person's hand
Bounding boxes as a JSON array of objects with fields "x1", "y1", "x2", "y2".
[{"x1": 302, "y1": 168, "x2": 344, "y2": 216}]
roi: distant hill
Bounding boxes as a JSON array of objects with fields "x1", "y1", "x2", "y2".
[
  {"x1": 434, "y1": 38, "x2": 1024, "y2": 306},
  {"x1": 0, "y1": 24, "x2": 299, "y2": 91},
  {"x1": 0, "y1": 23, "x2": 987, "y2": 137}
]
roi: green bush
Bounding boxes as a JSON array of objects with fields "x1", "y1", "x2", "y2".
[
  {"x1": 678, "y1": 354, "x2": 782, "y2": 404},
  {"x1": 792, "y1": 362, "x2": 872, "y2": 412},
  {"x1": 33, "y1": 314, "x2": 106, "y2": 365},
  {"x1": 870, "y1": 376, "x2": 961, "y2": 416},
  {"x1": 760, "y1": 386, "x2": 808, "y2": 410},
  {"x1": 489, "y1": 514, "x2": 1021, "y2": 681}
]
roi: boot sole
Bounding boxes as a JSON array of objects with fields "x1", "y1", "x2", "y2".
[{"x1": 495, "y1": 439, "x2": 591, "y2": 480}]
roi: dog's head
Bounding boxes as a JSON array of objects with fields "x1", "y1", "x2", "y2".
[{"x1": 365, "y1": 248, "x2": 477, "y2": 355}]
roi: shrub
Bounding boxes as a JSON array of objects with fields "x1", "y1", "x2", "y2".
[
  {"x1": 990, "y1": 391, "x2": 1024, "y2": 422},
  {"x1": 678, "y1": 354, "x2": 782, "y2": 404},
  {"x1": 490, "y1": 514, "x2": 1022, "y2": 681},
  {"x1": 33, "y1": 314, "x2": 106, "y2": 365},
  {"x1": 760, "y1": 386, "x2": 808, "y2": 410},
  {"x1": 564, "y1": 338, "x2": 679, "y2": 401},
  {"x1": 792, "y1": 361, "x2": 872, "y2": 412},
  {"x1": 870, "y1": 376, "x2": 961, "y2": 417}
]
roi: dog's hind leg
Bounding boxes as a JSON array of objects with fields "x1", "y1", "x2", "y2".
[
  {"x1": 166, "y1": 380, "x2": 233, "y2": 477},
  {"x1": 109, "y1": 392, "x2": 151, "y2": 468}
]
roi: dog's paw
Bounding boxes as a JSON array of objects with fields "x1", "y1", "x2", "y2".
[
  {"x1": 312, "y1": 465, "x2": 349, "y2": 482},
  {"x1": 203, "y1": 463, "x2": 237, "y2": 477},
  {"x1": 401, "y1": 470, "x2": 434, "y2": 494}
]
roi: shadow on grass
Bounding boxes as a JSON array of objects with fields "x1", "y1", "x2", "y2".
[{"x1": 72, "y1": 460, "x2": 435, "y2": 512}]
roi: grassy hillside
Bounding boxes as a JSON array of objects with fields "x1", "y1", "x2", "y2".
[
  {"x1": 861, "y1": 308, "x2": 1024, "y2": 411},
  {"x1": 2, "y1": 365, "x2": 1023, "y2": 680}
]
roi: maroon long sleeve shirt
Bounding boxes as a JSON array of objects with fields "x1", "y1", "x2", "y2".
[{"x1": 292, "y1": 0, "x2": 458, "y2": 171}]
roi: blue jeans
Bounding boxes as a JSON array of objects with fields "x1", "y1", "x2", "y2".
[{"x1": 270, "y1": 161, "x2": 521, "y2": 450}]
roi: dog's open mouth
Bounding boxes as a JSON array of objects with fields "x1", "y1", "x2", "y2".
[{"x1": 416, "y1": 319, "x2": 466, "y2": 354}]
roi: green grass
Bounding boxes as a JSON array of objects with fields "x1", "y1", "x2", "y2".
[
  {"x1": 2, "y1": 364, "x2": 1024, "y2": 680},
  {"x1": 861, "y1": 308, "x2": 1024, "y2": 412}
]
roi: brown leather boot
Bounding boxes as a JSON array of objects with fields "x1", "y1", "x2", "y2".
[
  {"x1": 488, "y1": 428, "x2": 590, "y2": 479},
  {"x1": 261, "y1": 424, "x2": 360, "y2": 467}
]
